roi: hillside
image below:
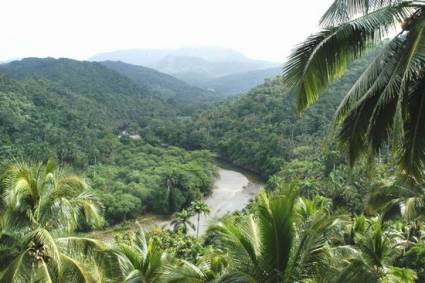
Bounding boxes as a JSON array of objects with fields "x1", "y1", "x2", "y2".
[
  {"x1": 99, "y1": 61, "x2": 222, "y2": 111},
  {"x1": 0, "y1": 57, "x2": 214, "y2": 166},
  {"x1": 164, "y1": 55, "x2": 374, "y2": 177},
  {"x1": 199, "y1": 67, "x2": 281, "y2": 95},
  {"x1": 0, "y1": 59, "x2": 218, "y2": 222},
  {"x1": 90, "y1": 47, "x2": 278, "y2": 86}
]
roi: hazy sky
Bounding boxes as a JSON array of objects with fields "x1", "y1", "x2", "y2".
[{"x1": 0, "y1": 0, "x2": 335, "y2": 62}]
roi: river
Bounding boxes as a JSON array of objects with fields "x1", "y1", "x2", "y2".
[
  {"x1": 188, "y1": 167, "x2": 264, "y2": 235},
  {"x1": 88, "y1": 165, "x2": 263, "y2": 241}
]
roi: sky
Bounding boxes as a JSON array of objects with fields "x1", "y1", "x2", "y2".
[{"x1": 0, "y1": 0, "x2": 335, "y2": 62}]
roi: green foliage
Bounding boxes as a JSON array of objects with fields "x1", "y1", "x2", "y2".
[
  {"x1": 207, "y1": 185, "x2": 335, "y2": 282},
  {"x1": 87, "y1": 141, "x2": 216, "y2": 223},
  {"x1": 100, "y1": 60, "x2": 222, "y2": 114},
  {"x1": 0, "y1": 58, "x2": 217, "y2": 168},
  {"x1": 0, "y1": 161, "x2": 114, "y2": 283},
  {"x1": 282, "y1": 0, "x2": 425, "y2": 178},
  {"x1": 169, "y1": 54, "x2": 372, "y2": 178}
]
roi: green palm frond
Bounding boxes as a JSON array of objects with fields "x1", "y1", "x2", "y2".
[
  {"x1": 399, "y1": 76, "x2": 425, "y2": 178},
  {"x1": 287, "y1": 213, "x2": 335, "y2": 281},
  {"x1": 256, "y1": 189, "x2": 295, "y2": 280},
  {"x1": 382, "y1": 266, "x2": 417, "y2": 283},
  {"x1": 320, "y1": 0, "x2": 404, "y2": 26},
  {"x1": 209, "y1": 185, "x2": 334, "y2": 282},
  {"x1": 113, "y1": 227, "x2": 165, "y2": 283},
  {"x1": 160, "y1": 260, "x2": 208, "y2": 283},
  {"x1": 282, "y1": 3, "x2": 411, "y2": 112},
  {"x1": 60, "y1": 254, "x2": 93, "y2": 283},
  {"x1": 208, "y1": 217, "x2": 259, "y2": 277},
  {"x1": 0, "y1": 249, "x2": 29, "y2": 283}
]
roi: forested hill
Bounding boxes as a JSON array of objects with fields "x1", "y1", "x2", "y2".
[
  {"x1": 0, "y1": 57, "x2": 217, "y2": 166},
  {"x1": 0, "y1": 58, "x2": 219, "y2": 224},
  {"x1": 0, "y1": 58, "x2": 219, "y2": 113},
  {"x1": 99, "y1": 60, "x2": 222, "y2": 112},
  {"x1": 166, "y1": 54, "x2": 374, "y2": 177}
]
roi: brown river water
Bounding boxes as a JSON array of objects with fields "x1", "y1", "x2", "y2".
[{"x1": 88, "y1": 166, "x2": 264, "y2": 241}]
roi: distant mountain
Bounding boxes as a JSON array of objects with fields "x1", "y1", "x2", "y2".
[
  {"x1": 90, "y1": 47, "x2": 279, "y2": 86},
  {"x1": 199, "y1": 67, "x2": 282, "y2": 95},
  {"x1": 99, "y1": 61, "x2": 221, "y2": 111}
]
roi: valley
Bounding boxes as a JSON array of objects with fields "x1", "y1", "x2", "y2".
[{"x1": 2, "y1": 7, "x2": 425, "y2": 279}]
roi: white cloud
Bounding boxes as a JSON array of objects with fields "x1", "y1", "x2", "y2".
[{"x1": 0, "y1": 0, "x2": 334, "y2": 62}]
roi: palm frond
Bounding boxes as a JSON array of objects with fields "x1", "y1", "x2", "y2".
[
  {"x1": 282, "y1": 3, "x2": 411, "y2": 112},
  {"x1": 320, "y1": 0, "x2": 405, "y2": 26},
  {"x1": 398, "y1": 79, "x2": 425, "y2": 178},
  {"x1": 160, "y1": 260, "x2": 207, "y2": 283},
  {"x1": 256, "y1": 189, "x2": 295, "y2": 280},
  {"x1": 286, "y1": 214, "x2": 334, "y2": 281}
]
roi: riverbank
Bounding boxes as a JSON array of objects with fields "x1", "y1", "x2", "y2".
[
  {"x1": 189, "y1": 167, "x2": 263, "y2": 235},
  {"x1": 86, "y1": 164, "x2": 264, "y2": 241}
]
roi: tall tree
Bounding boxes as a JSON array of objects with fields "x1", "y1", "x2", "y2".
[
  {"x1": 190, "y1": 200, "x2": 210, "y2": 238},
  {"x1": 332, "y1": 217, "x2": 417, "y2": 282},
  {"x1": 208, "y1": 185, "x2": 335, "y2": 282},
  {"x1": 0, "y1": 160, "x2": 114, "y2": 282},
  {"x1": 170, "y1": 209, "x2": 195, "y2": 234},
  {"x1": 282, "y1": 0, "x2": 425, "y2": 179},
  {"x1": 114, "y1": 227, "x2": 165, "y2": 283}
]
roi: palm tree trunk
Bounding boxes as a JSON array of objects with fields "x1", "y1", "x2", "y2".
[{"x1": 197, "y1": 213, "x2": 200, "y2": 238}]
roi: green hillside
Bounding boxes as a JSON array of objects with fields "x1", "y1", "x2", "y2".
[
  {"x1": 99, "y1": 60, "x2": 222, "y2": 113},
  {"x1": 169, "y1": 55, "x2": 373, "y2": 177},
  {"x1": 0, "y1": 58, "x2": 214, "y2": 166}
]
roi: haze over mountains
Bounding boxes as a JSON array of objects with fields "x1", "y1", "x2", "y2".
[{"x1": 90, "y1": 47, "x2": 281, "y2": 95}]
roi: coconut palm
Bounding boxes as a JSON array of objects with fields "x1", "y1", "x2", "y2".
[
  {"x1": 208, "y1": 186, "x2": 336, "y2": 282},
  {"x1": 0, "y1": 160, "x2": 103, "y2": 231},
  {"x1": 160, "y1": 248, "x2": 229, "y2": 283},
  {"x1": 0, "y1": 160, "x2": 115, "y2": 282},
  {"x1": 367, "y1": 177, "x2": 425, "y2": 221},
  {"x1": 282, "y1": 0, "x2": 425, "y2": 179},
  {"x1": 171, "y1": 209, "x2": 195, "y2": 234},
  {"x1": 190, "y1": 200, "x2": 210, "y2": 238},
  {"x1": 114, "y1": 227, "x2": 165, "y2": 283},
  {"x1": 332, "y1": 218, "x2": 417, "y2": 282}
]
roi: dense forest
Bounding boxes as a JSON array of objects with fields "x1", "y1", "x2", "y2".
[
  {"x1": 2, "y1": 0, "x2": 425, "y2": 281},
  {"x1": 161, "y1": 53, "x2": 375, "y2": 177},
  {"x1": 0, "y1": 58, "x2": 219, "y2": 227}
]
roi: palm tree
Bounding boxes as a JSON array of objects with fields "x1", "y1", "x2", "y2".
[
  {"x1": 282, "y1": 0, "x2": 425, "y2": 179},
  {"x1": 163, "y1": 170, "x2": 180, "y2": 214},
  {"x1": 170, "y1": 209, "x2": 195, "y2": 234},
  {"x1": 0, "y1": 160, "x2": 114, "y2": 282},
  {"x1": 367, "y1": 177, "x2": 425, "y2": 221},
  {"x1": 190, "y1": 200, "x2": 210, "y2": 238},
  {"x1": 160, "y1": 247, "x2": 229, "y2": 283},
  {"x1": 114, "y1": 227, "x2": 165, "y2": 283},
  {"x1": 208, "y1": 185, "x2": 335, "y2": 282},
  {"x1": 0, "y1": 160, "x2": 103, "y2": 231},
  {"x1": 332, "y1": 218, "x2": 417, "y2": 282}
]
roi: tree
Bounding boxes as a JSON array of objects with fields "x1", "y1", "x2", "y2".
[
  {"x1": 170, "y1": 209, "x2": 195, "y2": 234},
  {"x1": 282, "y1": 0, "x2": 425, "y2": 179},
  {"x1": 366, "y1": 178, "x2": 425, "y2": 222},
  {"x1": 190, "y1": 200, "x2": 210, "y2": 238},
  {"x1": 0, "y1": 160, "x2": 103, "y2": 231},
  {"x1": 114, "y1": 227, "x2": 165, "y2": 283},
  {"x1": 0, "y1": 160, "x2": 113, "y2": 282},
  {"x1": 160, "y1": 248, "x2": 228, "y2": 283},
  {"x1": 208, "y1": 185, "x2": 335, "y2": 282},
  {"x1": 332, "y1": 218, "x2": 417, "y2": 282}
]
